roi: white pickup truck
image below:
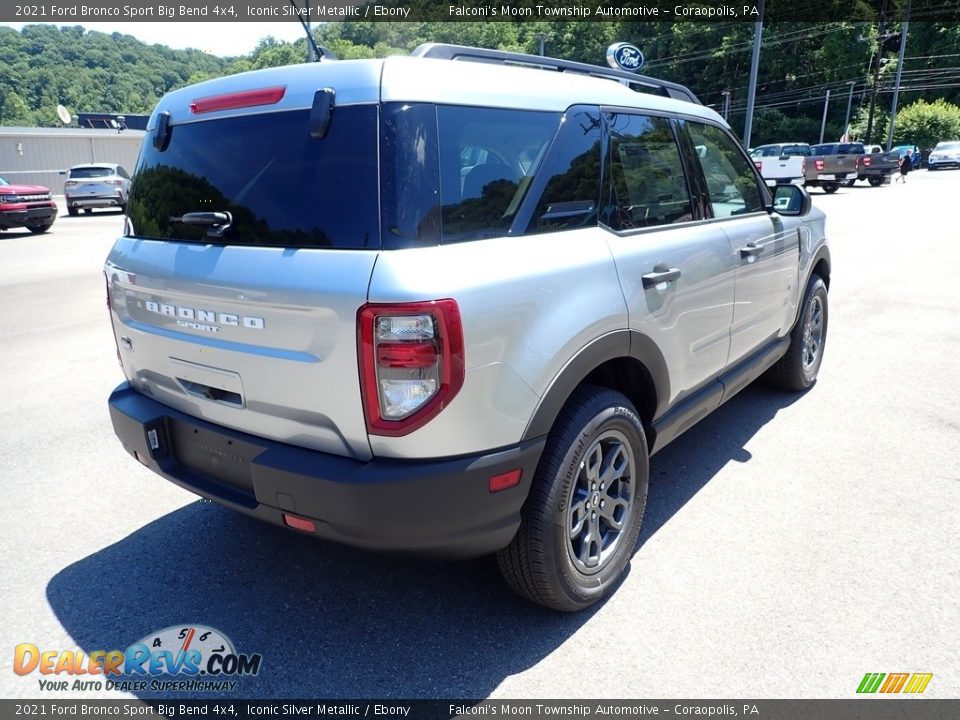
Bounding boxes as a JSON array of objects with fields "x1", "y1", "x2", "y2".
[{"x1": 750, "y1": 143, "x2": 809, "y2": 185}]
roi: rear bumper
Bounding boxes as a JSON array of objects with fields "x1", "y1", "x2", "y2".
[
  {"x1": 67, "y1": 194, "x2": 124, "y2": 209},
  {"x1": 0, "y1": 204, "x2": 57, "y2": 228},
  {"x1": 108, "y1": 383, "x2": 544, "y2": 558}
]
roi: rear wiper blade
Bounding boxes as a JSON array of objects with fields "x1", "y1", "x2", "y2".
[{"x1": 169, "y1": 211, "x2": 233, "y2": 238}]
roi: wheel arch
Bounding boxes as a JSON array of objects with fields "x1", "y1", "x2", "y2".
[{"x1": 521, "y1": 330, "x2": 670, "y2": 446}]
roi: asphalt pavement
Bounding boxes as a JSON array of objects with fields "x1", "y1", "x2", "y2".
[{"x1": 1, "y1": 173, "x2": 958, "y2": 700}]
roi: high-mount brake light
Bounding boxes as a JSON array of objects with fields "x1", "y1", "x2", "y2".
[
  {"x1": 358, "y1": 300, "x2": 465, "y2": 436},
  {"x1": 189, "y1": 86, "x2": 286, "y2": 114}
]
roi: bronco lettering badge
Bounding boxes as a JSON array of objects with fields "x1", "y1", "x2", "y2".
[{"x1": 144, "y1": 300, "x2": 264, "y2": 332}]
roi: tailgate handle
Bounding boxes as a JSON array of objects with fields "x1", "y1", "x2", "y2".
[{"x1": 176, "y1": 378, "x2": 243, "y2": 407}]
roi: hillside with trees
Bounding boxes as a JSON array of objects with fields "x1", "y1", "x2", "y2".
[{"x1": 2, "y1": 19, "x2": 959, "y2": 147}]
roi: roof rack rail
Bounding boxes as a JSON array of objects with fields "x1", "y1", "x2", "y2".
[{"x1": 411, "y1": 43, "x2": 701, "y2": 106}]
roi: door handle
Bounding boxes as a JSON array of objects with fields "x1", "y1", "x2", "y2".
[
  {"x1": 641, "y1": 264, "x2": 682, "y2": 289},
  {"x1": 740, "y1": 242, "x2": 763, "y2": 258}
]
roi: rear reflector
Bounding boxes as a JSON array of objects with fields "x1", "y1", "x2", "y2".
[
  {"x1": 283, "y1": 514, "x2": 316, "y2": 533},
  {"x1": 190, "y1": 86, "x2": 286, "y2": 114},
  {"x1": 489, "y1": 469, "x2": 522, "y2": 493}
]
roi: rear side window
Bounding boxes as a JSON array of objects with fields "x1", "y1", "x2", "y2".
[
  {"x1": 436, "y1": 106, "x2": 560, "y2": 243},
  {"x1": 602, "y1": 113, "x2": 693, "y2": 231},
  {"x1": 525, "y1": 107, "x2": 601, "y2": 234},
  {"x1": 127, "y1": 106, "x2": 380, "y2": 249}
]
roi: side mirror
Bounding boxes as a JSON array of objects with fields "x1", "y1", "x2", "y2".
[{"x1": 769, "y1": 183, "x2": 812, "y2": 217}]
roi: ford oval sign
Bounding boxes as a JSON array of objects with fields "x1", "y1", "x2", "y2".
[{"x1": 606, "y1": 43, "x2": 644, "y2": 73}]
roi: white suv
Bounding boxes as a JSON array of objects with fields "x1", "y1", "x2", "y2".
[{"x1": 105, "y1": 44, "x2": 830, "y2": 611}]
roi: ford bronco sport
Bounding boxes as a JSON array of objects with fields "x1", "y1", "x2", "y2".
[{"x1": 106, "y1": 44, "x2": 830, "y2": 611}]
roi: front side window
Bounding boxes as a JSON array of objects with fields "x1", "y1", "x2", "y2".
[
  {"x1": 602, "y1": 113, "x2": 693, "y2": 231},
  {"x1": 687, "y1": 122, "x2": 764, "y2": 218}
]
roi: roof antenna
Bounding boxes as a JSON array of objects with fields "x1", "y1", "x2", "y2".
[{"x1": 286, "y1": 0, "x2": 336, "y2": 62}]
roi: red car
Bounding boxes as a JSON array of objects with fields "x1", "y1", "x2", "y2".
[{"x1": 0, "y1": 176, "x2": 58, "y2": 234}]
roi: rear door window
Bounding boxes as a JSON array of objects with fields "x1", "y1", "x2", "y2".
[
  {"x1": 602, "y1": 113, "x2": 693, "y2": 230},
  {"x1": 127, "y1": 106, "x2": 380, "y2": 249}
]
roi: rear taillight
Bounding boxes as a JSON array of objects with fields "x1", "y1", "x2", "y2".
[
  {"x1": 815, "y1": 159, "x2": 824, "y2": 171},
  {"x1": 110, "y1": 179, "x2": 124, "y2": 186},
  {"x1": 358, "y1": 299, "x2": 465, "y2": 436},
  {"x1": 801, "y1": 158, "x2": 807, "y2": 173},
  {"x1": 753, "y1": 161, "x2": 763, "y2": 171},
  {"x1": 64, "y1": 181, "x2": 77, "y2": 188},
  {"x1": 861, "y1": 156, "x2": 871, "y2": 167}
]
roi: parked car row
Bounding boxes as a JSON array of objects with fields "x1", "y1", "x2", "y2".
[
  {"x1": 0, "y1": 163, "x2": 131, "y2": 235},
  {"x1": 749, "y1": 141, "x2": 900, "y2": 193}
]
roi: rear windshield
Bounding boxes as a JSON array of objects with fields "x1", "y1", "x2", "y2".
[
  {"x1": 127, "y1": 106, "x2": 379, "y2": 249},
  {"x1": 812, "y1": 143, "x2": 863, "y2": 155},
  {"x1": 70, "y1": 167, "x2": 114, "y2": 178}
]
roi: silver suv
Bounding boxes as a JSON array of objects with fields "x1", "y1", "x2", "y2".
[
  {"x1": 105, "y1": 45, "x2": 830, "y2": 611},
  {"x1": 65, "y1": 163, "x2": 131, "y2": 216}
]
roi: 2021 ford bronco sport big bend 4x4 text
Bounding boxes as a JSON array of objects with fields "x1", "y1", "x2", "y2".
[{"x1": 106, "y1": 44, "x2": 830, "y2": 612}]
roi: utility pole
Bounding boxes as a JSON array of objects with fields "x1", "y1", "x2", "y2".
[
  {"x1": 886, "y1": 0, "x2": 910, "y2": 151},
  {"x1": 721, "y1": 90, "x2": 731, "y2": 120},
  {"x1": 536, "y1": 32, "x2": 548, "y2": 56},
  {"x1": 843, "y1": 81, "x2": 855, "y2": 140},
  {"x1": 819, "y1": 90, "x2": 831, "y2": 144},
  {"x1": 743, "y1": 0, "x2": 764, "y2": 148}
]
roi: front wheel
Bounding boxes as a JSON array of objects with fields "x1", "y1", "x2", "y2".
[
  {"x1": 67, "y1": 207, "x2": 79, "y2": 217},
  {"x1": 868, "y1": 177, "x2": 885, "y2": 187},
  {"x1": 768, "y1": 276, "x2": 829, "y2": 392},
  {"x1": 822, "y1": 182, "x2": 839, "y2": 194},
  {"x1": 497, "y1": 386, "x2": 649, "y2": 612},
  {"x1": 27, "y1": 224, "x2": 51, "y2": 234}
]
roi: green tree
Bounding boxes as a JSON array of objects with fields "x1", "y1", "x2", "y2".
[{"x1": 892, "y1": 99, "x2": 960, "y2": 149}]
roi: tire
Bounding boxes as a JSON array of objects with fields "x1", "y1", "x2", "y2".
[
  {"x1": 27, "y1": 224, "x2": 51, "y2": 234},
  {"x1": 497, "y1": 385, "x2": 649, "y2": 612},
  {"x1": 83, "y1": 208, "x2": 93, "y2": 215},
  {"x1": 768, "y1": 276, "x2": 829, "y2": 392},
  {"x1": 868, "y1": 177, "x2": 885, "y2": 187},
  {"x1": 842, "y1": 179, "x2": 856, "y2": 187},
  {"x1": 822, "y1": 182, "x2": 839, "y2": 194},
  {"x1": 67, "y1": 207, "x2": 79, "y2": 217}
]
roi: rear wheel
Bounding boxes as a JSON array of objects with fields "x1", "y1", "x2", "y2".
[
  {"x1": 27, "y1": 224, "x2": 51, "y2": 234},
  {"x1": 768, "y1": 276, "x2": 828, "y2": 392},
  {"x1": 822, "y1": 182, "x2": 839, "y2": 194},
  {"x1": 868, "y1": 177, "x2": 885, "y2": 187},
  {"x1": 67, "y1": 207, "x2": 79, "y2": 217},
  {"x1": 83, "y1": 208, "x2": 93, "y2": 215},
  {"x1": 497, "y1": 386, "x2": 649, "y2": 612}
]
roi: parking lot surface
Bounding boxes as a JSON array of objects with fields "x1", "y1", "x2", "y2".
[{"x1": 2, "y1": 173, "x2": 958, "y2": 699}]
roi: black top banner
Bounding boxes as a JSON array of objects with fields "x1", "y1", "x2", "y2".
[
  {"x1": 3, "y1": 700, "x2": 960, "y2": 720},
  {"x1": 4, "y1": 0, "x2": 953, "y2": 24}
]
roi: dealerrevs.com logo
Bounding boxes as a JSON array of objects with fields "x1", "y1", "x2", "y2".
[{"x1": 14, "y1": 625, "x2": 262, "y2": 693}]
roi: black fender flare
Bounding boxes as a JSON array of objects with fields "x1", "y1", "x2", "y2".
[{"x1": 521, "y1": 330, "x2": 671, "y2": 441}]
